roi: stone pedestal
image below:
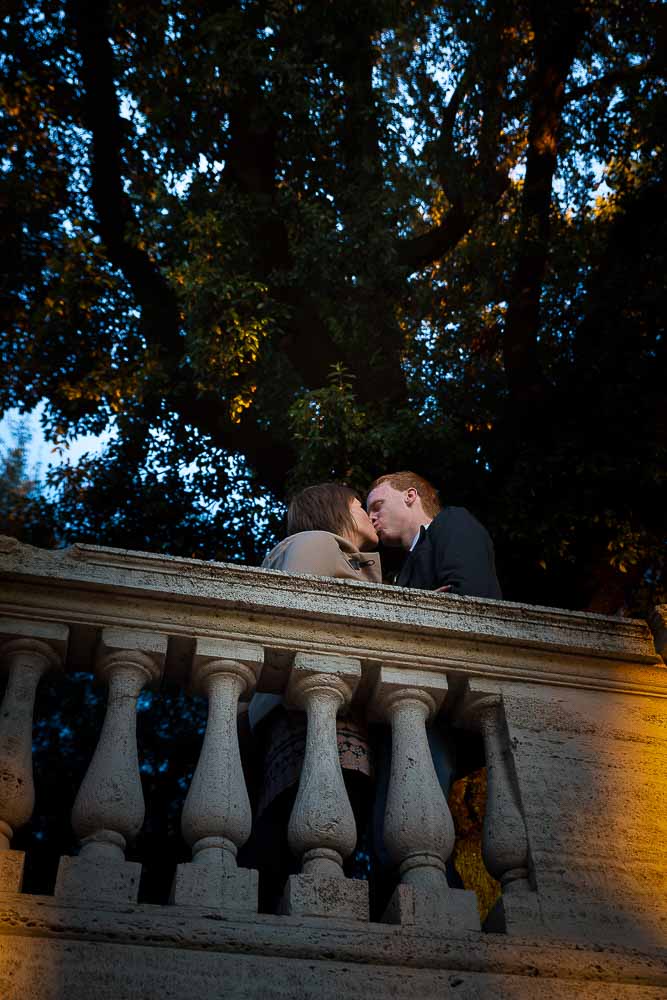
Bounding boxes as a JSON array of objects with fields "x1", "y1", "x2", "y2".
[
  {"x1": 55, "y1": 855, "x2": 142, "y2": 904},
  {"x1": 0, "y1": 850, "x2": 25, "y2": 893},
  {"x1": 171, "y1": 862, "x2": 258, "y2": 912},
  {"x1": 281, "y1": 873, "x2": 369, "y2": 921},
  {"x1": 383, "y1": 883, "x2": 480, "y2": 932},
  {"x1": 483, "y1": 881, "x2": 543, "y2": 935}
]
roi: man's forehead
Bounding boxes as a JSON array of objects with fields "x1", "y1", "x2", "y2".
[{"x1": 366, "y1": 482, "x2": 396, "y2": 505}]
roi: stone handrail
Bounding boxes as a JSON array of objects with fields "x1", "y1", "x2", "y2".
[{"x1": 0, "y1": 536, "x2": 666, "y2": 950}]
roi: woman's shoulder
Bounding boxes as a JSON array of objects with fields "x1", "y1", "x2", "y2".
[
  {"x1": 262, "y1": 531, "x2": 341, "y2": 571},
  {"x1": 272, "y1": 530, "x2": 341, "y2": 553}
]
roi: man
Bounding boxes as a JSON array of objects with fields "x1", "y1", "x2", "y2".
[{"x1": 366, "y1": 470, "x2": 502, "y2": 599}]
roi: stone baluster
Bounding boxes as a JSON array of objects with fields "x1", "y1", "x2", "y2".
[
  {"x1": 369, "y1": 666, "x2": 479, "y2": 931},
  {"x1": 55, "y1": 628, "x2": 165, "y2": 903},
  {"x1": 171, "y1": 639, "x2": 263, "y2": 912},
  {"x1": 455, "y1": 681, "x2": 541, "y2": 933},
  {"x1": 650, "y1": 605, "x2": 667, "y2": 661},
  {"x1": 281, "y1": 652, "x2": 369, "y2": 921},
  {"x1": 0, "y1": 620, "x2": 68, "y2": 891}
]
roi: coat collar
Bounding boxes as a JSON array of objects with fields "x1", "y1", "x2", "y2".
[{"x1": 333, "y1": 534, "x2": 382, "y2": 582}]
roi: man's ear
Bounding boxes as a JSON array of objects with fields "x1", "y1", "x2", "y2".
[{"x1": 404, "y1": 488, "x2": 418, "y2": 507}]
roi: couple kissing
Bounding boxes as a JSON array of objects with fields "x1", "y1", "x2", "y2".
[{"x1": 262, "y1": 471, "x2": 501, "y2": 600}]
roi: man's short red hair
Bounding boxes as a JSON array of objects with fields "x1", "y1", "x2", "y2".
[{"x1": 368, "y1": 471, "x2": 441, "y2": 519}]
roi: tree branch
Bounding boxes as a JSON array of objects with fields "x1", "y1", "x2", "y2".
[
  {"x1": 66, "y1": 0, "x2": 301, "y2": 491},
  {"x1": 565, "y1": 58, "x2": 662, "y2": 103},
  {"x1": 395, "y1": 176, "x2": 509, "y2": 273},
  {"x1": 435, "y1": 59, "x2": 476, "y2": 201},
  {"x1": 502, "y1": 0, "x2": 591, "y2": 405},
  {"x1": 336, "y1": 17, "x2": 384, "y2": 212},
  {"x1": 397, "y1": 8, "x2": 514, "y2": 274},
  {"x1": 175, "y1": 392, "x2": 296, "y2": 495},
  {"x1": 67, "y1": 0, "x2": 182, "y2": 361}
]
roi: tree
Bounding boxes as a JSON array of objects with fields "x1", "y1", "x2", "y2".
[
  {"x1": 1, "y1": 0, "x2": 664, "y2": 613},
  {"x1": 0, "y1": 421, "x2": 58, "y2": 546}
]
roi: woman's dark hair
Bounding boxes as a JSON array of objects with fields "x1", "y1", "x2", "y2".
[{"x1": 287, "y1": 482, "x2": 358, "y2": 538}]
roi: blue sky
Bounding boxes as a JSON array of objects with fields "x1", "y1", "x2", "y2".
[{"x1": 0, "y1": 402, "x2": 114, "y2": 484}]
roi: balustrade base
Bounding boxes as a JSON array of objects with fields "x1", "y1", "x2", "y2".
[
  {"x1": 383, "y1": 883, "x2": 480, "y2": 933},
  {"x1": 0, "y1": 895, "x2": 664, "y2": 1000},
  {"x1": 55, "y1": 855, "x2": 141, "y2": 904},
  {"x1": 0, "y1": 850, "x2": 24, "y2": 893},
  {"x1": 281, "y1": 873, "x2": 369, "y2": 921},
  {"x1": 170, "y1": 862, "x2": 258, "y2": 912}
]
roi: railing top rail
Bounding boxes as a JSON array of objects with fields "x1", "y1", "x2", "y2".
[{"x1": 0, "y1": 536, "x2": 664, "y2": 697}]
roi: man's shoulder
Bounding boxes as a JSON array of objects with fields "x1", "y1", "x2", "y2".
[
  {"x1": 427, "y1": 506, "x2": 492, "y2": 544},
  {"x1": 428, "y1": 506, "x2": 477, "y2": 532}
]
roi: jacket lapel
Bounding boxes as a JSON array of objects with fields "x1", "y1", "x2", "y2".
[{"x1": 397, "y1": 525, "x2": 428, "y2": 586}]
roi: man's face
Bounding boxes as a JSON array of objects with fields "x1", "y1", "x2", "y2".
[{"x1": 366, "y1": 482, "x2": 411, "y2": 547}]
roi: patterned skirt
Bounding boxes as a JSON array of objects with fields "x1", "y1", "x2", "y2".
[{"x1": 255, "y1": 707, "x2": 374, "y2": 818}]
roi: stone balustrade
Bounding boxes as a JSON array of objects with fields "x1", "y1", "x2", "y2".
[
  {"x1": 0, "y1": 619, "x2": 67, "y2": 891},
  {"x1": 172, "y1": 638, "x2": 263, "y2": 911},
  {"x1": 0, "y1": 536, "x2": 666, "y2": 999}
]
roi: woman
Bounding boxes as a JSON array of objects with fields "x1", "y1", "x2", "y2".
[
  {"x1": 250, "y1": 481, "x2": 381, "y2": 732},
  {"x1": 261, "y1": 481, "x2": 381, "y2": 582},
  {"x1": 246, "y1": 483, "x2": 381, "y2": 910}
]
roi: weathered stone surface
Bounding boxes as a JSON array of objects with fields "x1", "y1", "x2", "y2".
[
  {"x1": 484, "y1": 881, "x2": 544, "y2": 935},
  {"x1": 192, "y1": 637, "x2": 264, "y2": 675},
  {"x1": 0, "y1": 851, "x2": 24, "y2": 893},
  {"x1": 0, "y1": 622, "x2": 66, "y2": 850},
  {"x1": 369, "y1": 665, "x2": 449, "y2": 719},
  {"x1": 62, "y1": 630, "x2": 164, "y2": 890},
  {"x1": 384, "y1": 883, "x2": 480, "y2": 933},
  {"x1": 0, "y1": 618, "x2": 68, "y2": 657},
  {"x1": 0, "y1": 898, "x2": 665, "y2": 999},
  {"x1": 487, "y1": 680, "x2": 667, "y2": 949},
  {"x1": 282, "y1": 873, "x2": 369, "y2": 921},
  {"x1": 286, "y1": 654, "x2": 361, "y2": 881},
  {"x1": 97, "y1": 627, "x2": 167, "y2": 672},
  {"x1": 54, "y1": 856, "x2": 142, "y2": 904},
  {"x1": 0, "y1": 895, "x2": 664, "y2": 979},
  {"x1": 0, "y1": 540, "x2": 662, "y2": 698},
  {"x1": 2, "y1": 935, "x2": 667, "y2": 1000},
  {"x1": 650, "y1": 605, "x2": 667, "y2": 660},
  {"x1": 171, "y1": 861, "x2": 258, "y2": 911},
  {"x1": 180, "y1": 640, "x2": 263, "y2": 880},
  {"x1": 370, "y1": 669, "x2": 473, "y2": 930}
]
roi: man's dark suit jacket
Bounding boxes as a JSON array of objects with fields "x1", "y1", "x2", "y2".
[{"x1": 397, "y1": 505, "x2": 502, "y2": 599}]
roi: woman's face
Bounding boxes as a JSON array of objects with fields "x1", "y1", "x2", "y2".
[{"x1": 349, "y1": 497, "x2": 379, "y2": 550}]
